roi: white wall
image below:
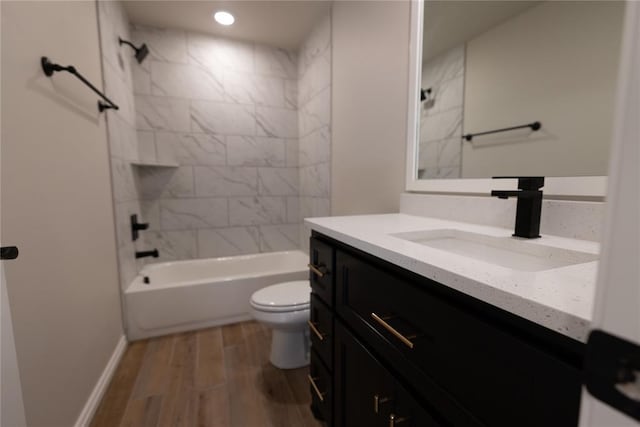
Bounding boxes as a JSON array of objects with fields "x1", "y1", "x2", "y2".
[
  {"x1": 331, "y1": 1, "x2": 410, "y2": 215},
  {"x1": 1, "y1": 1, "x2": 124, "y2": 425},
  {"x1": 462, "y1": 1, "x2": 625, "y2": 178}
]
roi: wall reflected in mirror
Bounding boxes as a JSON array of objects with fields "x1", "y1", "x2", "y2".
[{"x1": 417, "y1": 1, "x2": 625, "y2": 180}]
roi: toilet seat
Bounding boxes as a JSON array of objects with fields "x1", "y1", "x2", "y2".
[{"x1": 250, "y1": 280, "x2": 310, "y2": 313}]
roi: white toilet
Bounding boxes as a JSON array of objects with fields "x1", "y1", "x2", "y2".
[{"x1": 250, "y1": 280, "x2": 311, "y2": 369}]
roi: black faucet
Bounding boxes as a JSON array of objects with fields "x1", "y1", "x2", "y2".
[
  {"x1": 135, "y1": 249, "x2": 159, "y2": 259},
  {"x1": 491, "y1": 176, "x2": 544, "y2": 239}
]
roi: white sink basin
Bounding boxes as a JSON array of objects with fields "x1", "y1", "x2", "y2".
[{"x1": 390, "y1": 229, "x2": 597, "y2": 272}]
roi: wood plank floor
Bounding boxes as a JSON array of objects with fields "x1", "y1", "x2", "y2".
[{"x1": 91, "y1": 321, "x2": 324, "y2": 427}]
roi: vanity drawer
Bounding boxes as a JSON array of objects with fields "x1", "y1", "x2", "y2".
[
  {"x1": 309, "y1": 236, "x2": 335, "y2": 306},
  {"x1": 310, "y1": 352, "x2": 333, "y2": 426},
  {"x1": 310, "y1": 293, "x2": 333, "y2": 370},
  {"x1": 335, "y1": 249, "x2": 582, "y2": 427}
]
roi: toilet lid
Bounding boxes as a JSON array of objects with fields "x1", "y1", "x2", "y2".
[{"x1": 250, "y1": 280, "x2": 310, "y2": 312}]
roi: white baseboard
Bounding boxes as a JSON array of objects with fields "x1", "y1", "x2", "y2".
[{"x1": 74, "y1": 335, "x2": 127, "y2": 427}]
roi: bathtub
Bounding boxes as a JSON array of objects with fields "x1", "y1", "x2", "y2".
[{"x1": 125, "y1": 250, "x2": 309, "y2": 340}]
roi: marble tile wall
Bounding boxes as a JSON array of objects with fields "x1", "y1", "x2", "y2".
[
  {"x1": 298, "y1": 12, "x2": 332, "y2": 250},
  {"x1": 418, "y1": 46, "x2": 464, "y2": 179},
  {"x1": 129, "y1": 24, "x2": 304, "y2": 261},
  {"x1": 97, "y1": 0, "x2": 148, "y2": 290}
]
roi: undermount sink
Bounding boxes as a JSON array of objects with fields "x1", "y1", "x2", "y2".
[{"x1": 390, "y1": 229, "x2": 598, "y2": 272}]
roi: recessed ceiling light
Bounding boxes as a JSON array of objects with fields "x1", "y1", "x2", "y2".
[{"x1": 214, "y1": 11, "x2": 235, "y2": 26}]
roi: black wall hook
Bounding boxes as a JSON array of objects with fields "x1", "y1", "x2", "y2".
[{"x1": 41, "y1": 56, "x2": 119, "y2": 113}]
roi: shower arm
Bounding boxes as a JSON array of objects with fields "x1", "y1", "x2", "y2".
[{"x1": 118, "y1": 38, "x2": 138, "y2": 51}]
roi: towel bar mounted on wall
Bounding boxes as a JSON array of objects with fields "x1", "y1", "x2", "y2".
[
  {"x1": 41, "y1": 56, "x2": 119, "y2": 113},
  {"x1": 463, "y1": 121, "x2": 542, "y2": 142}
]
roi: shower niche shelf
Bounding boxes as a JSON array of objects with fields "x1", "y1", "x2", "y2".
[{"x1": 130, "y1": 161, "x2": 179, "y2": 168}]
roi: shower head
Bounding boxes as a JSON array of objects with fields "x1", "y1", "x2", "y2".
[
  {"x1": 135, "y1": 43, "x2": 149, "y2": 64},
  {"x1": 119, "y1": 37, "x2": 149, "y2": 64}
]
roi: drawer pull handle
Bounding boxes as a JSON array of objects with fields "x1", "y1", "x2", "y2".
[
  {"x1": 308, "y1": 263, "x2": 326, "y2": 278},
  {"x1": 374, "y1": 394, "x2": 391, "y2": 414},
  {"x1": 308, "y1": 374, "x2": 325, "y2": 402},
  {"x1": 371, "y1": 312, "x2": 416, "y2": 349},
  {"x1": 389, "y1": 414, "x2": 408, "y2": 426},
  {"x1": 308, "y1": 320, "x2": 325, "y2": 341}
]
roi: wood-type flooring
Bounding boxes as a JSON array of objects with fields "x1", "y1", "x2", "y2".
[{"x1": 90, "y1": 321, "x2": 323, "y2": 427}]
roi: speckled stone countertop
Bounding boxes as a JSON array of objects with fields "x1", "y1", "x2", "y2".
[{"x1": 305, "y1": 214, "x2": 600, "y2": 343}]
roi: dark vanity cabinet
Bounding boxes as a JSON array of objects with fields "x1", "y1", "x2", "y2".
[
  {"x1": 334, "y1": 322, "x2": 442, "y2": 427},
  {"x1": 309, "y1": 231, "x2": 586, "y2": 427},
  {"x1": 309, "y1": 236, "x2": 335, "y2": 424}
]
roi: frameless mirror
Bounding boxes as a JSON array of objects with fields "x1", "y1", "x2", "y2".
[{"x1": 410, "y1": 0, "x2": 625, "y2": 186}]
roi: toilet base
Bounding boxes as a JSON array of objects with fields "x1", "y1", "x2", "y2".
[{"x1": 269, "y1": 329, "x2": 310, "y2": 369}]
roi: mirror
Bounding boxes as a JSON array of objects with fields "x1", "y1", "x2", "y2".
[{"x1": 411, "y1": 1, "x2": 625, "y2": 183}]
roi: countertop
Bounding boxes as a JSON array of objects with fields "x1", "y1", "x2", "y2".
[{"x1": 305, "y1": 214, "x2": 600, "y2": 343}]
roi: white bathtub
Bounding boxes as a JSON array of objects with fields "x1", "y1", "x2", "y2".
[{"x1": 125, "y1": 250, "x2": 309, "y2": 340}]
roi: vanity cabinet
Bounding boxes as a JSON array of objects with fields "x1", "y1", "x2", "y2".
[
  {"x1": 310, "y1": 293, "x2": 334, "y2": 369},
  {"x1": 309, "y1": 236, "x2": 336, "y2": 425},
  {"x1": 309, "y1": 231, "x2": 585, "y2": 427},
  {"x1": 334, "y1": 321, "x2": 443, "y2": 427}
]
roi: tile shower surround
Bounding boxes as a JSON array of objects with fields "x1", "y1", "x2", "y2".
[
  {"x1": 123, "y1": 15, "x2": 332, "y2": 262},
  {"x1": 98, "y1": 0, "x2": 147, "y2": 289},
  {"x1": 419, "y1": 45, "x2": 464, "y2": 179},
  {"x1": 297, "y1": 13, "x2": 332, "y2": 249}
]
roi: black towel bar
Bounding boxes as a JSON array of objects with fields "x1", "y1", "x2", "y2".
[
  {"x1": 463, "y1": 121, "x2": 541, "y2": 142},
  {"x1": 41, "y1": 56, "x2": 119, "y2": 112}
]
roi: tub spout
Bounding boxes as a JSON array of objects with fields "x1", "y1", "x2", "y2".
[{"x1": 136, "y1": 249, "x2": 159, "y2": 259}]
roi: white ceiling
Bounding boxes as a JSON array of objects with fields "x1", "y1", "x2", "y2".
[
  {"x1": 423, "y1": 1, "x2": 539, "y2": 62},
  {"x1": 122, "y1": 0, "x2": 331, "y2": 51}
]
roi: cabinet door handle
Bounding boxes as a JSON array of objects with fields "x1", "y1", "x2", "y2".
[
  {"x1": 374, "y1": 394, "x2": 392, "y2": 414},
  {"x1": 389, "y1": 414, "x2": 408, "y2": 426},
  {"x1": 308, "y1": 375, "x2": 325, "y2": 402},
  {"x1": 308, "y1": 263, "x2": 326, "y2": 278},
  {"x1": 371, "y1": 312, "x2": 416, "y2": 349},
  {"x1": 308, "y1": 320, "x2": 325, "y2": 341}
]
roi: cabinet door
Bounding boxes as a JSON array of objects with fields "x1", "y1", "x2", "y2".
[
  {"x1": 335, "y1": 249, "x2": 582, "y2": 427},
  {"x1": 391, "y1": 384, "x2": 442, "y2": 427},
  {"x1": 334, "y1": 321, "x2": 391, "y2": 427},
  {"x1": 334, "y1": 322, "x2": 442, "y2": 427}
]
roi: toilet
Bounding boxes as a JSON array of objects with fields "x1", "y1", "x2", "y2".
[{"x1": 250, "y1": 280, "x2": 311, "y2": 369}]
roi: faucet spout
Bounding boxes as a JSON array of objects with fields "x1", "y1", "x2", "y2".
[
  {"x1": 136, "y1": 249, "x2": 159, "y2": 259},
  {"x1": 492, "y1": 190, "x2": 518, "y2": 199},
  {"x1": 491, "y1": 190, "x2": 541, "y2": 199},
  {"x1": 491, "y1": 177, "x2": 544, "y2": 239}
]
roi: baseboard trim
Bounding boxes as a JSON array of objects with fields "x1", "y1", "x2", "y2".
[{"x1": 74, "y1": 335, "x2": 127, "y2": 427}]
